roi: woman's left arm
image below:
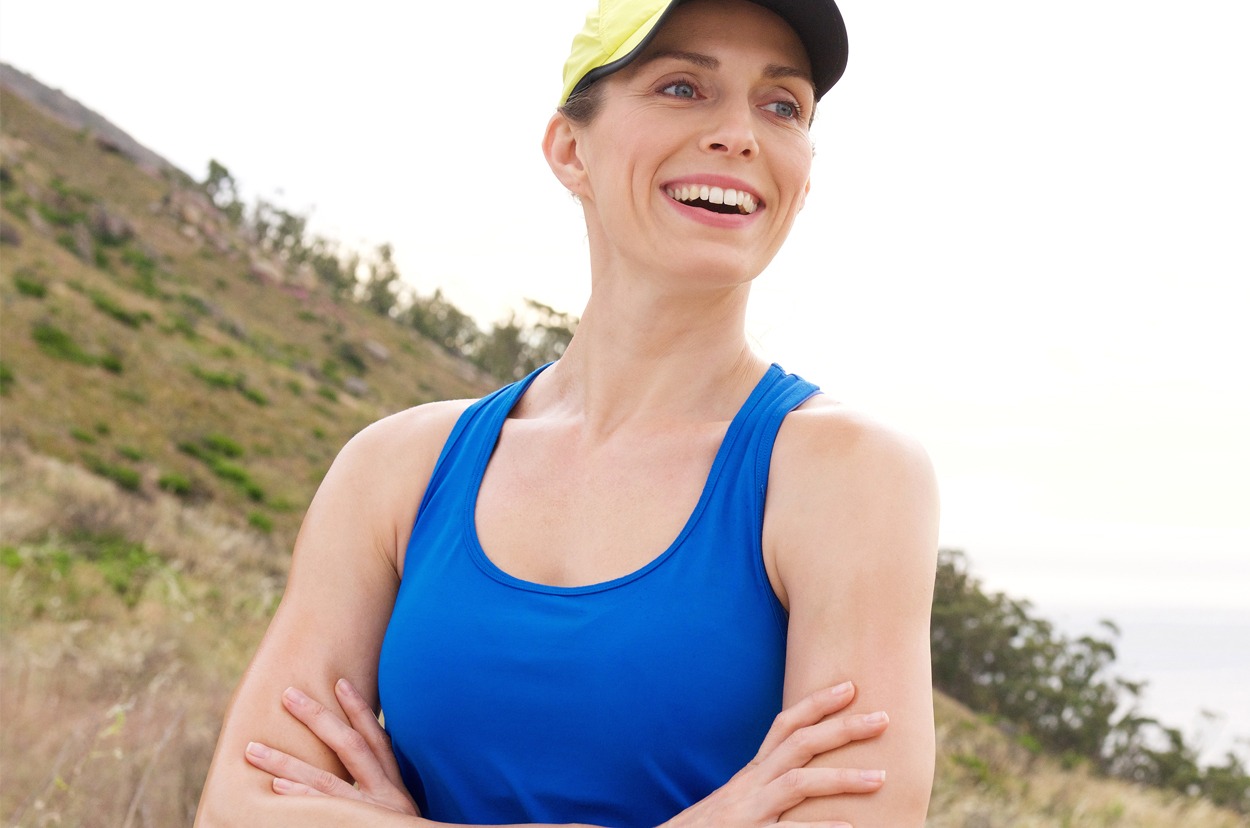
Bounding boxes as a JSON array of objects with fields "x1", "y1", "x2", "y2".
[{"x1": 764, "y1": 401, "x2": 940, "y2": 827}]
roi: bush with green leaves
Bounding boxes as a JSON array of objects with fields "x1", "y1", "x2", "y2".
[
  {"x1": 932, "y1": 549, "x2": 1249, "y2": 812},
  {"x1": 32, "y1": 322, "x2": 94, "y2": 365},
  {"x1": 0, "y1": 361, "x2": 14, "y2": 395},
  {"x1": 82, "y1": 453, "x2": 141, "y2": 491},
  {"x1": 13, "y1": 269, "x2": 47, "y2": 298}
]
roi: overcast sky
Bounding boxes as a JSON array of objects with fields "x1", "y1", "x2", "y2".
[{"x1": 3, "y1": 0, "x2": 1247, "y2": 648}]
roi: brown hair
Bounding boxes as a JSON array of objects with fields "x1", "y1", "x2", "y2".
[{"x1": 558, "y1": 80, "x2": 605, "y2": 125}]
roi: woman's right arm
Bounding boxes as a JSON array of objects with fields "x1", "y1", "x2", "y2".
[
  {"x1": 245, "y1": 676, "x2": 889, "y2": 828},
  {"x1": 194, "y1": 400, "x2": 472, "y2": 828}
]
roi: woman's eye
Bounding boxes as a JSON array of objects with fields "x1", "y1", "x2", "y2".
[
  {"x1": 661, "y1": 81, "x2": 697, "y2": 99},
  {"x1": 764, "y1": 100, "x2": 800, "y2": 120}
]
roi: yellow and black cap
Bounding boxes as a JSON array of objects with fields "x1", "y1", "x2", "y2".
[{"x1": 560, "y1": 0, "x2": 849, "y2": 106}]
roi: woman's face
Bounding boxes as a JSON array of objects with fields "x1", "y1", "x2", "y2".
[{"x1": 566, "y1": 0, "x2": 816, "y2": 291}]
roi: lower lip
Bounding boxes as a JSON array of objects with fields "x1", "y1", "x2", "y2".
[{"x1": 663, "y1": 193, "x2": 760, "y2": 228}]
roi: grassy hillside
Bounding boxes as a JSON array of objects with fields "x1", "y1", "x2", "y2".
[{"x1": 1, "y1": 83, "x2": 1244, "y2": 827}]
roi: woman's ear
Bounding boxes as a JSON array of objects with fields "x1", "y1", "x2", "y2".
[{"x1": 543, "y1": 112, "x2": 588, "y2": 197}]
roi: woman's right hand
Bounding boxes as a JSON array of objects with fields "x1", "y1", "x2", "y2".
[{"x1": 662, "y1": 682, "x2": 888, "y2": 828}]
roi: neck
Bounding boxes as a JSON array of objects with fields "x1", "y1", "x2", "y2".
[{"x1": 527, "y1": 274, "x2": 769, "y2": 436}]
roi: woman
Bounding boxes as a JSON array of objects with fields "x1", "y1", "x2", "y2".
[{"x1": 196, "y1": 0, "x2": 939, "y2": 825}]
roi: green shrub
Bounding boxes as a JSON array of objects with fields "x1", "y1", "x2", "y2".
[
  {"x1": 121, "y1": 246, "x2": 156, "y2": 278},
  {"x1": 177, "y1": 441, "x2": 211, "y2": 462},
  {"x1": 99, "y1": 353, "x2": 124, "y2": 374},
  {"x1": 168, "y1": 314, "x2": 198, "y2": 339},
  {"x1": 247, "y1": 511, "x2": 273, "y2": 532},
  {"x1": 70, "y1": 428, "x2": 96, "y2": 444},
  {"x1": 208, "y1": 458, "x2": 249, "y2": 485},
  {"x1": 157, "y1": 472, "x2": 192, "y2": 496},
  {"x1": 55, "y1": 232, "x2": 78, "y2": 254},
  {"x1": 38, "y1": 201, "x2": 85, "y2": 228},
  {"x1": 86, "y1": 536, "x2": 162, "y2": 608},
  {"x1": 336, "y1": 341, "x2": 367, "y2": 374},
  {"x1": 82, "y1": 453, "x2": 142, "y2": 491},
  {"x1": 32, "y1": 322, "x2": 94, "y2": 365},
  {"x1": 13, "y1": 270, "x2": 47, "y2": 297},
  {"x1": 1, "y1": 545, "x2": 22, "y2": 570},
  {"x1": 89, "y1": 289, "x2": 149, "y2": 328},
  {"x1": 191, "y1": 365, "x2": 237, "y2": 389},
  {"x1": 240, "y1": 385, "x2": 269, "y2": 406},
  {"x1": 117, "y1": 446, "x2": 145, "y2": 462},
  {"x1": 0, "y1": 362, "x2": 15, "y2": 396},
  {"x1": 202, "y1": 433, "x2": 244, "y2": 458}
]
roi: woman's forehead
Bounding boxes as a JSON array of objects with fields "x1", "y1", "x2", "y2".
[{"x1": 638, "y1": 0, "x2": 813, "y2": 78}]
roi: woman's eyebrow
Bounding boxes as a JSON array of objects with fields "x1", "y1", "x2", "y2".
[
  {"x1": 764, "y1": 63, "x2": 812, "y2": 84},
  {"x1": 637, "y1": 50, "x2": 812, "y2": 87},
  {"x1": 637, "y1": 49, "x2": 720, "y2": 70}
]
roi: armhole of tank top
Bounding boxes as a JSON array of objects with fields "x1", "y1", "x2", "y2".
[
  {"x1": 412, "y1": 366, "x2": 552, "y2": 535},
  {"x1": 752, "y1": 378, "x2": 821, "y2": 628}
]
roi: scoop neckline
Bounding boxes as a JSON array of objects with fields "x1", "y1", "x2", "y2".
[{"x1": 462, "y1": 363, "x2": 782, "y2": 596}]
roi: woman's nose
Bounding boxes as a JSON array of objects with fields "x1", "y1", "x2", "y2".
[{"x1": 700, "y1": 103, "x2": 759, "y2": 159}]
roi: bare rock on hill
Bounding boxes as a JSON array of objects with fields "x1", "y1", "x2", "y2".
[
  {"x1": 248, "y1": 258, "x2": 283, "y2": 285},
  {"x1": 363, "y1": 340, "x2": 390, "y2": 363},
  {"x1": 71, "y1": 222, "x2": 94, "y2": 261},
  {"x1": 90, "y1": 206, "x2": 133, "y2": 245},
  {"x1": 0, "y1": 218, "x2": 20, "y2": 246}
]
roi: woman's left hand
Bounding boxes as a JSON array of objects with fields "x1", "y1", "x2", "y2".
[{"x1": 243, "y1": 678, "x2": 418, "y2": 817}]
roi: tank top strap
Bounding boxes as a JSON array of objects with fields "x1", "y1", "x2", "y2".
[
  {"x1": 751, "y1": 366, "x2": 821, "y2": 494},
  {"x1": 414, "y1": 364, "x2": 549, "y2": 520},
  {"x1": 702, "y1": 364, "x2": 821, "y2": 530}
]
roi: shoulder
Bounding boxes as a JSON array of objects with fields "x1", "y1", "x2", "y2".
[
  {"x1": 302, "y1": 398, "x2": 479, "y2": 571},
  {"x1": 340, "y1": 397, "x2": 478, "y2": 465},
  {"x1": 770, "y1": 396, "x2": 936, "y2": 514},
  {"x1": 764, "y1": 397, "x2": 939, "y2": 610}
]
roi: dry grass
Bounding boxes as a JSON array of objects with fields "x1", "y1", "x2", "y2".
[
  {"x1": 1, "y1": 444, "x2": 275, "y2": 827},
  {"x1": 929, "y1": 695, "x2": 1249, "y2": 827}
]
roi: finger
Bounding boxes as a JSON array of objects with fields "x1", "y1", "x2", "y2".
[
  {"x1": 335, "y1": 678, "x2": 405, "y2": 789},
  {"x1": 763, "y1": 766, "x2": 887, "y2": 813},
  {"x1": 245, "y1": 741, "x2": 363, "y2": 801},
  {"x1": 760, "y1": 711, "x2": 890, "y2": 779},
  {"x1": 272, "y1": 777, "x2": 327, "y2": 796},
  {"x1": 755, "y1": 682, "x2": 856, "y2": 759},
  {"x1": 281, "y1": 687, "x2": 390, "y2": 791},
  {"x1": 774, "y1": 822, "x2": 853, "y2": 828}
]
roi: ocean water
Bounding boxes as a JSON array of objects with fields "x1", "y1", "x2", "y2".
[{"x1": 1050, "y1": 604, "x2": 1250, "y2": 766}]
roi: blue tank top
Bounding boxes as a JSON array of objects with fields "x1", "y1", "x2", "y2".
[{"x1": 378, "y1": 363, "x2": 819, "y2": 826}]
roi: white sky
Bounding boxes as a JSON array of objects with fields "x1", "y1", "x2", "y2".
[{"x1": 2, "y1": 1, "x2": 1246, "y2": 624}]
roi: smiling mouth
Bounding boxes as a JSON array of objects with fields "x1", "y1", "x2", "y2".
[{"x1": 666, "y1": 184, "x2": 759, "y2": 215}]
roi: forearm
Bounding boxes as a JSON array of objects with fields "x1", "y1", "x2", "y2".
[{"x1": 198, "y1": 791, "x2": 602, "y2": 828}]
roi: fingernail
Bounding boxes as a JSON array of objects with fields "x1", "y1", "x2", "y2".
[
  {"x1": 246, "y1": 741, "x2": 269, "y2": 758},
  {"x1": 273, "y1": 777, "x2": 293, "y2": 792},
  {"x1": 831, "y1": 681, "x2": 853, "y2": 696},
  {"x1": 865, "y1": 711, "x2": 889, "y2": 724},
  {"x1": 861, "y1": 769, "x2": 886, "y2": 783},
  {"x1": 336, "y1": 678, "x2": 356, "y2": 697},
  {"x1": 283, "y1": 687, "x2": 309, "y2": 705}
]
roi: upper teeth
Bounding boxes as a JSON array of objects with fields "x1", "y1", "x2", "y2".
[{"x1": 666, "y1": 184, "x2": 758, "y2": 214}]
